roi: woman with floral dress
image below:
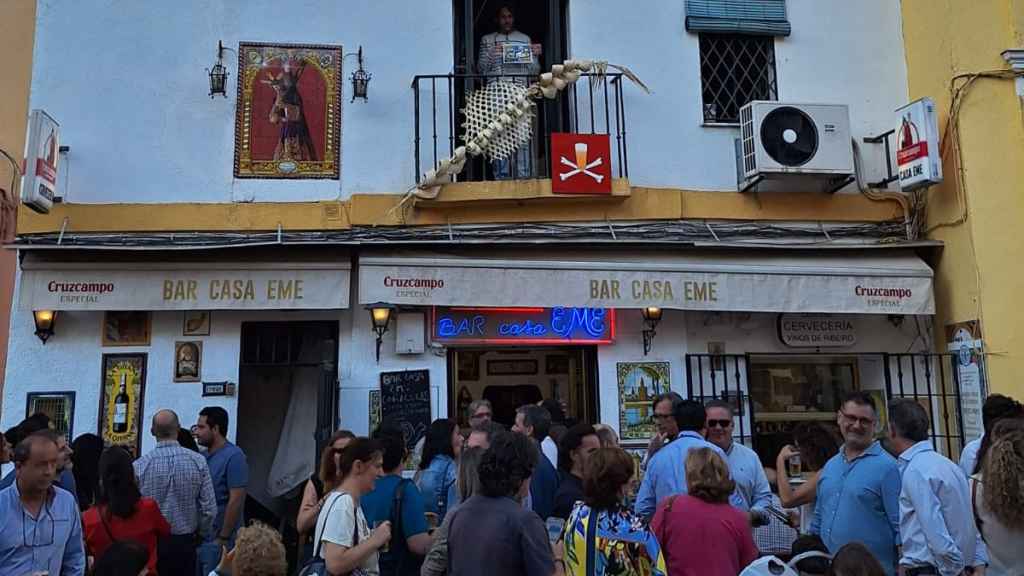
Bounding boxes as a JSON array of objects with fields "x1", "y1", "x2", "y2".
[{"x1": 559, "y1": 447, "x2": 666, "y2": 576}]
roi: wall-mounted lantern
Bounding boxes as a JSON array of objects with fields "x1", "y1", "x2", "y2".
[
  {"x1": 641, "y1": 307, "x2": 663, "y2": 356},
  {"x1": 33, "y1": 310, "x2": 57, "y2": 344},
  {"x1": 349, "y1": 46, "x2": 372, "y2": 102},
  {"x1": 366, "y1": 302, "x2": 396, "y2": 362},
  {"x1": 207, "y1": 41, "x2": 233, "y2": 98}
]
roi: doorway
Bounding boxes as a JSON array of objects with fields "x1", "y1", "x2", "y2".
[
  {"x1": 235, "y1": 321, "x2": 339, "y2": 560},
  {"x1": 452, "y1": 0, "x2": 570, "y2": 180},
  {"x1": 449, "y1": 346, "x2": 598, "y2": 428}
]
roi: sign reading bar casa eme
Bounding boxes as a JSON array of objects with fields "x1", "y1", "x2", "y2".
[{"x1": 20, "y1": 267, "x2": 350, "y2": 311}]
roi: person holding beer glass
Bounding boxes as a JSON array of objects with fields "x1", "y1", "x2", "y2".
[{"x1": 775, "y1": 423, "x2": 839, "y2": 533}]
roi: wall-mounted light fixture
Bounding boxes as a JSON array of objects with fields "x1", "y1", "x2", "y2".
[
  {"x1": 207, "y1": 41, "x2": 237, "y2": 98},
  {"x1": 33, "y1": 310, "x2": 57, "y2": 344},
  {"x1": 347, "y1": 46, "x2": 372, "y2": 103},
  {"x1": 366, "y1": 302, "x2": 396, "y2": 362},
  {"x1": 641, "y1": 307, "x2": 663, "y2": 356}
]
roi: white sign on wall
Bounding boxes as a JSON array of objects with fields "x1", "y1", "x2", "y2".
[
  {"x1": 19, "y1": 265, "x2": 350, "y2": 311},
  {"x1": 947, "y1": 324, "x2": 986, "y2": 443},
  {"x1": 896, "y1": 97, "x2": 942, "y2": 191},
  {"x1": 21, "y1": 110, "x2": 60, "y2": 214},
  {"x1": 778, "y1": 314, "x2": 856, "y2": 348}
]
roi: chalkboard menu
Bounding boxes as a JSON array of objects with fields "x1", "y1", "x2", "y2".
[{"x1": 379, "y1": 369, "x2": 431, "y2": 451}]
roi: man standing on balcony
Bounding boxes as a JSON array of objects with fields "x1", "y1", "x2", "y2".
[{"x1": 478, "y1": 4, "x2": 541, "y2": 180}]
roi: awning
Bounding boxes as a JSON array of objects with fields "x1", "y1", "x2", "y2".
[
  {"x1": 359, "y1": 250, "x2": 934, "y2": 315},
  {"x1": 20, "y1": 256, "x2": 350, "y2": 311}
]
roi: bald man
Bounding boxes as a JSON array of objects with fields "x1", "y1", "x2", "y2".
[{"x1": 134, "y1": 409, "x2": 216, "y2": 576}]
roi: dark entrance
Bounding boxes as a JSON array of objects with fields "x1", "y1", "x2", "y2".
[
  {"x1": 236, "y1": 321, "x2": 339, "y2": 567},
  {"x1": 448, "y1": 345, "x2": 599, "y2": 428}
]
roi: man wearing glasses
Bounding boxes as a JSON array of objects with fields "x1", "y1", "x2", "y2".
[
  {"x1": 810, "y1": 391, "x2": 901, "y2": 575},
  {"x1": 644, "y1": 392, "x2": 683, "y2": 467},
  {"x1": 704, "y1": 399, "x2": 772, "y2": 524},
  {"x1": 0, "y1": 430, "x2": 85, "y2": 576}
]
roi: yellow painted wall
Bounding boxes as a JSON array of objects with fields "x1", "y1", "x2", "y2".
[
  {"x1": 902, "y1": 0, "x2": 1024, "y2": 396},
  {"x1": 0, "y1": 0, "x2": 36, "y2": 397}
]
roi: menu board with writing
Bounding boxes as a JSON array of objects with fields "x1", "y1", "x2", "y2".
[{"x1": 380, "y1": 369, "x2": 431, "y2": 451}]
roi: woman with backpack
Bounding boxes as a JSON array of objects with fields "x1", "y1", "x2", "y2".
[{"x1": 415, "y1": 419, "x2": 463, "y2": 520}]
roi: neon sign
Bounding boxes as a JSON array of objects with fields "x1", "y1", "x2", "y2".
[{"x1": 432, "y1": 307, "x2": 615, "y2": 345}]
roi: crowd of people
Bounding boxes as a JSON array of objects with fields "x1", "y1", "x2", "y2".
[{"x1": 1, "y1": 390, "x2": 1022, "y2": 576}]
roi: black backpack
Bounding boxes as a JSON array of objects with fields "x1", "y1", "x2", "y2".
[{"x1": 377, "y1": 478, "x2": 424, "y2": 576}]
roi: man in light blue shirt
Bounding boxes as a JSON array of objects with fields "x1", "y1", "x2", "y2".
[
  {"x1": 811, "y1": 392, "x2": 901, "y2": 575},
  {"x1": 0, "y1": 431, "x2": 85, "y2": 576},
  {"x1": 635, "y1": 399, "x2": 725, "y2": 520},
  {"x1": 957, "y1": 436, "x2": 981, "y2": 477},
  {"x1": 888, "y1": 399, "x2": 987, "y2": 576},
  {"x1": 704, "y1": 400, "x2": 772, "y2": 520}
]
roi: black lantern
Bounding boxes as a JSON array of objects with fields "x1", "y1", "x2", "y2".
[
  {"x1": 33, "y1": 310, "x2": 57, "y2": 344},
  {"x1": 207, "y1": 41, "x2": 229, "y2": 98},
  {"x1": 641, "y1": 307, "x2": 663, "y2": 356},
  {"x1": 350, "y1": 46, "x2": 371, "y2": 102},
  {"x1": 366, "y1": 302, "x2": 396, "y2": 362}
]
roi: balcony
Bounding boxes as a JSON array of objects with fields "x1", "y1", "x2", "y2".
[{"x1": 412, "y1": 73, "x2": 630, "y2": 186}]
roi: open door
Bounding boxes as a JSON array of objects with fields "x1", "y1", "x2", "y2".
[{"x1": 453, "y1": 0, "x2": 569, "y2": 180}]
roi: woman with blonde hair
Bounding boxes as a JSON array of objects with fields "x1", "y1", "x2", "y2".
[
  {"x1": 209, "y1": 522, "x2": 288, "y2": 576},
  {"x1": 652, "y1": 448, "x2": 757, "y2": 576},
  {"x1": 970, "y1": 419, "x2": 1024, "y2": 574}
]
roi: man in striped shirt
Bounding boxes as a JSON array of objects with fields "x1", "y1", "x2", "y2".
[{"x1": 134, "y1": 409, "x2": 216, "y2": 576}]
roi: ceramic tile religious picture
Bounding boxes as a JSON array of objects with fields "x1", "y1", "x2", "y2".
[
  {"x1": 234, "y1": 42, "x2": 342, "y2": 179},
  {"x1": 617, "y1": 362, "x2": 670, "y2": 442},
  {"x1": 174, "y1": 341, "x2": 202, "y2": 382},
  {"x1": 99, "y1": 354, "x2": 147, "y2": 458}
]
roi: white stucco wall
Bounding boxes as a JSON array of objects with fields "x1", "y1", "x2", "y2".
[
  {"x1": 569, "y1": 0, "x2": 908, "y2": 190},
  {"x1": 30, "y1": 0, "x2": 907, "y2": 204},
  {"x1": 31, "y1": 0, "x2": 452, "y2": 204}
]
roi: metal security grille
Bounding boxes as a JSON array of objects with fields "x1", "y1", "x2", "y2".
[
  {"x1": 26, "y1": 393, "x2": 74, "y2": 440},
  {"x1": 699, "y1": 34, "x2": 778, "y2": 124},
  {"x1": 685, "y1": 354, "x2": 754, "y2": 446},
  {"x1": 884, "y1": 353, "x2": 967, "y2": 458}
]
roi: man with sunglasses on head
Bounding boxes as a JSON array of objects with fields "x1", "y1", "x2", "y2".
[
  {"x1": 0, "y1": 430, "x2": 85, "y2": 576},
  {"x1": 704, "y1": 399, "x2": 772, "y2": 526},
  {"x1": 810, "y1": 391, "x2": 901, "y2": 575}
]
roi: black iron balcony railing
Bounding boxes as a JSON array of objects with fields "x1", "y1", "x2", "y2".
[{"x1": 412, "y1": 73, "x2": 629, "y2": 184}]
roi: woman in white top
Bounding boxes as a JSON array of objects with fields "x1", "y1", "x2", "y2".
[
  {"x1": 313, "y1": 437, "x2": 391, "y2": 576},
  {"x1": 971, "y1": 420, "x2": 1024, "y2": 575}
]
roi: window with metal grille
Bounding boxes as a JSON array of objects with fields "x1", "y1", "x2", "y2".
[{"x1": 699, "y1": 34, "x2": 778, "y2": 124}]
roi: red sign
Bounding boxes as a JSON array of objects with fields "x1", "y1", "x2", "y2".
[{"x1": 550, "y1": 133, "x2": 612, "y2": 195}]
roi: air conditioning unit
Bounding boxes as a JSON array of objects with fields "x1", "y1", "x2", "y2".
[{"x1": 737, "y1": 101, "x2": 854, "y2": 192}]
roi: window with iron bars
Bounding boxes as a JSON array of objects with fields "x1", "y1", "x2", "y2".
[{"x1": 699, "y1": 34, "x2": 778, "y2": 124}]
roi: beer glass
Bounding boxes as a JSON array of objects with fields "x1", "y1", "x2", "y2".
[{"x1": 788, "y1": 452, "x2": 802, "y2": 478}]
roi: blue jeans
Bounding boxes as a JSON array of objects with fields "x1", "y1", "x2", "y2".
[{"x1": 492, "y1": 145, "x2": 532, "y2": 180}]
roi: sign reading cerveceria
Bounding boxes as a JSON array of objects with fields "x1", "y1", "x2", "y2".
[
  {"x1": 21, "y1": 268, "x2": 350, "y2": 311},
  {"x1": 778, "y1": 314, "x2": 856, "y2": 348}
]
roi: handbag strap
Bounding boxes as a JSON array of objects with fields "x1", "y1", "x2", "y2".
[
  {"x1": 313, "y1": 492, "x2": 344, "y2": 559},
  {"x1": 99, "y1": 507, "x2": 119, "y2": 544},
  {"x1": 584, "y1": 508, "x2": 599, "y2": 576}
]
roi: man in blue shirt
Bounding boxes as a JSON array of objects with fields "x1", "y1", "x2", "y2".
[
  {"x1": 888, "y1": 399, "x2": 988, "y2": 576},
  {"x1": 0, "y1": 416, "x2": 77, "y2": 503},
  {"x1": 811, "y1": 392, "x2": 901, "y2": 575},
  {"x1": 513, "y1": 404, "x2": 559, "y2": 520},
  {"x1": 195, "y1": 406, "x2": 248, "y2": 576},
  {"x1": 704, "y1": 399, "x2": 772, "y2": 522},
  {"x1": 634, "y1": 399, "x2": 725, "y2": 520},
  {"x1": 362, "y1": 423, "x2": 431, "y2": 575},
  {"x1": 0, "y1": 430, "x2": 85, "y2": 576}
]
